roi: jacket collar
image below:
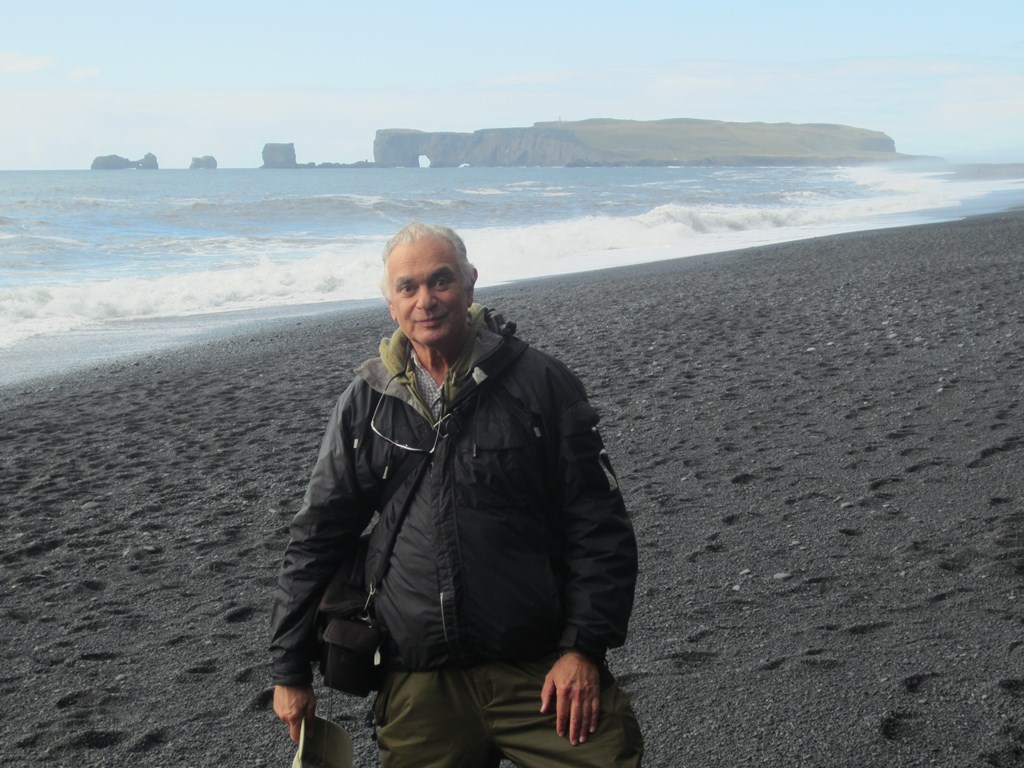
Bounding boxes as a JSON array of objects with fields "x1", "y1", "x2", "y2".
[{"x1": 356, "y1": 304, "x2": 526, "y2": 415}]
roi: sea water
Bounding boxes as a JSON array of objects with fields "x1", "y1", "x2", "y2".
[{"x1": 1, "y1": 164, "x2": 1021, "y2": 385}]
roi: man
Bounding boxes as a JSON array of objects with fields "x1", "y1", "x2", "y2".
[{"x1": 270, "y1": 222, "x2": 642, "y2": 767}]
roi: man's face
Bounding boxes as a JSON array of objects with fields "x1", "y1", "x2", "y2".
[{"x1": 385, "y1": 236, "x2": 476, "y2": 361}]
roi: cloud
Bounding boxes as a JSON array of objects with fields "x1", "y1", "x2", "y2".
[
  {"x1": 70, "y1": 67, "x2": 102, "y2": 80},
  {"x1": 484, "y1": 69, "x2": 591, "y2": 87},
  {"x1": 0, "y1": 51, "x2": 56, "y2": 75},
  {"x1": 830, "y1": 57, "x2": 981, "y2": 77}
]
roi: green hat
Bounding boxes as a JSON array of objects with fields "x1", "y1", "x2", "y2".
[{"x1": 291, "y1": 716, "x2": 353, "y2": 768}]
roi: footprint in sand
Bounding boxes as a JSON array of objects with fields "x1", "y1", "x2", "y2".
[
  {"x1": 69, "y1": 730, "x2": 125, "y2": 749},
  {"x1": 879, "y1": 709, "x2": 919, "y2": 740}
]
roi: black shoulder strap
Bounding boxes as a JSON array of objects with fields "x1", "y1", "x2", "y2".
[{"x1": 367, "y1": 454, "x2": 429, "y2": 598}]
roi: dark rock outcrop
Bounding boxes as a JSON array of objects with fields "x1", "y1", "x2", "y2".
[
  {"x1": 91, "y1": 155, "x2": 133, "y2": 170},
  {"x1": 189, "y1": 155, "x2": 217, "y2": 169},
  {"x1": 314, "y1": 160, "x2": 378, "y2": 168},
  {"x1": 91, "y1": 152, "x2": 159, "y2": 170},
  {"x1": 260, "y1": 143, "x2": 377, "y2": 169},
  {"x1": 373, "y1": 118, "x2": 904, "y2": 168},
  {"x1": 261, "y1": 143, "x2": 298, "y2": 169}
]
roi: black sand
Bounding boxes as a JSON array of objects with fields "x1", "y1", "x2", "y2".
[{"x1": 2, "y1": 211, "x2": 1023, "y2": 767}]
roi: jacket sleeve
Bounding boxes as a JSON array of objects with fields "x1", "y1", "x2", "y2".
[
  {"x1": 268, "y1": 381, "x2": 377, "y2": 686},
  {"x1": 549, "y1": 371, "x2": 638, "y2": 663}
]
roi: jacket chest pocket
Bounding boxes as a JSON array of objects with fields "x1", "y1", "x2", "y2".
[{"x1": 453, "y1": 408, "x2": 542, "y2": 513}]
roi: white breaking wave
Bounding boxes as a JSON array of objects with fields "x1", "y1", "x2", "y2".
[
  {"x1": 466, "y1": 170, "x2": 1022, "y2": 281},
  {"x1": 0, "y1": 250, "x2": 384, "y2": 346},
  {"x1": 0, "y1": 167, "x2": 1020, "y2": 349}
]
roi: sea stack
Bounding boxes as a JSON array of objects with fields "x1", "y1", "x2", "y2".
[
  {"x1": 90, "y1": 153, "x2": 159, "y2": 170},
  {"x1": 261, "y1": 143, "x2": 299, "y2": 169}
]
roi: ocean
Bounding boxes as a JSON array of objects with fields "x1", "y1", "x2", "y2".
[{"x1": 1, "y1": 164, "x2": 1021, "y2": 386}]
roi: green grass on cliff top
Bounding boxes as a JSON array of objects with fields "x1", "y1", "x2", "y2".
[{"x1": 534, "y1": 118, "x2": 895, "y2": 161}]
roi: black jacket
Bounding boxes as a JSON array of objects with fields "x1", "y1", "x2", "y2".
[{"x1": 270, "y1": 320, "x2": 638, "y2": 685}]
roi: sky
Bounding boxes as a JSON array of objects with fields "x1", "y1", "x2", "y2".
[{"x1": 2, "y1": 0, "x2": 1022, "y2": 170}]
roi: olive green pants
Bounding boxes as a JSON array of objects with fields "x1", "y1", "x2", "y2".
[{"x1": 373, "y1": 657, "x2": 643, "y2": 768}]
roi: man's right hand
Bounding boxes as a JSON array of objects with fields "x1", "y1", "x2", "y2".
[{"x1": 274, "y1": 684, "x2": 316, "y2": 742}]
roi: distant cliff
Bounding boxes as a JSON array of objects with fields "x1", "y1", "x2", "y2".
[
  {"x1": 91, "y1": 153, "x2": 159, "y2": 170},
  {"x1": 373, "y1": 118, "x2": 903, "y2": 168}
]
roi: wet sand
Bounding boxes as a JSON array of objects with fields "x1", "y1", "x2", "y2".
[{"x1": 2, "y1": 211, "x2": 1023, "y2": 766}]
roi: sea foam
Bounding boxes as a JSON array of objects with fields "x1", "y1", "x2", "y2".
[{"x1": 0, "y1": 166, "x2": 1020, "y2": 352}]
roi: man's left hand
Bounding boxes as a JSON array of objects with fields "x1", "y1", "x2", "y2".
[{"x1": 539, "y1": 651, "x2": 601, "y2": 746}]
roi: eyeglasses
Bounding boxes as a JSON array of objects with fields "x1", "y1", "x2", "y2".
[{"x1": 369, "y1": 383, "x2": 454, "y2": 454}]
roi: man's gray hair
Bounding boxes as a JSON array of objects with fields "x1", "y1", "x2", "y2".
[{"x1": 381, "y1": 222, "x2": 475, "y2": 297}]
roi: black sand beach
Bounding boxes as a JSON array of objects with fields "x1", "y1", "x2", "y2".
[{"x1": 2, "y1": 211, "x2": 1023, "y2": 767}]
